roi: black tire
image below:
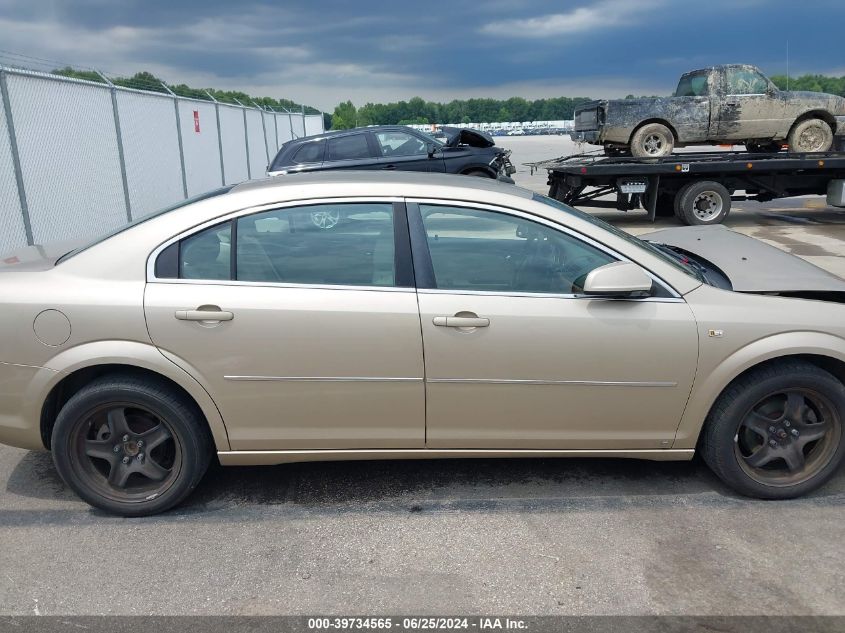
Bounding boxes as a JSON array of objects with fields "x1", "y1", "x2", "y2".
[
  {"x1": 700, "y1": 361, "x2": 845, "y2": 499},
  {"x1": 787, "y1": 118, "x2": 834, "y2": 153},
  {"x1": 464, "y1": 169, "x2": 494, "y2": 178},
  {"x1": 51, "y1": 375, "x2": 212, "y2": 517},
  {"x1": 674, "y1": 180, "x2": 731, "y2": 225},
  {"x1": 745, "y1": 141, "x2": 782, "y2": 154},
  {"x1": 630, "y1": 123, "x2": 674, "y2": 158}
]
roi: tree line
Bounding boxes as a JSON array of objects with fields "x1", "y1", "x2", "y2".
[{"x1": 331, "y1": 95, "x2": 595, "y2": 129}]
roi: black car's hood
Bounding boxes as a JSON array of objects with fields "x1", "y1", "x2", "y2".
[
  {"x1": 642, "y1": 225, "x2": 845, "y2": 293},
  {"x1": 440, "y1": 127, "x2": 495, "y2": 148}
]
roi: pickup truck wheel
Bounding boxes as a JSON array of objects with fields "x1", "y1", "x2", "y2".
[
  {"x1": 787, "y1": 118, "x2": 834, "y2": 153},
  {"x1": 674, "y1": 181, "x2": 731, "y2": 225},
  {"x1": 630, "y1": 123, "x2": 674, "y2": 158}
]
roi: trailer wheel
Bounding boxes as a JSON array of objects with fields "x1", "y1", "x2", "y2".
[
  {"x1": 674, "y1": 181, "x2": 731, "y2": 225},
  {"x1": 630, "y1": 123, "x2": 674, "y2": 158}
]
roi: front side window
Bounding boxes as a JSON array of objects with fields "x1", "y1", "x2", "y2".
[
  {"x1": 327, "y1": 134, "x2": 373, "y2": 161},
  {"x1": 726, "y1": 68, "x2": 769, "y2": 95},
  {"x1": 675, "y1": 71, "x2": 710, "y2": 97},
  {"x1": 376, "y1": 131, "x2": 427, "y2": 157},
  {"x1": 419, "y1": 205, "x2": 616, "y2": 294},
  {"x1": 236, "y1": 203, "x2": 395, "y2": 286}
]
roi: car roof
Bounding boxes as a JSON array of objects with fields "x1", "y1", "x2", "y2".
[
  {"x1": 229, "y1": 170, "x2": 532, "y2": 202},
  {"x1": 283, "y1": 125, "x2": 423, "y2": 145}
]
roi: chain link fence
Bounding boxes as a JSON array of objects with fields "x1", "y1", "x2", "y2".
[{"x1": 0, "y1": 66, "x2": 324, "y2": 253}]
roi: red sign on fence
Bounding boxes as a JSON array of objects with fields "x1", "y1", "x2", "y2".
[{"x1": 193, "y1": 110, "x2": 200, "y2": 133}]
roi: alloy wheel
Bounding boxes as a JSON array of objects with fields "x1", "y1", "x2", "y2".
[
  {"x1": 735, "y1": 388, "x2": 841, "y2": 487},
  {"x1": 69, "y1": 403, "x2": 182, "y2": 503}
]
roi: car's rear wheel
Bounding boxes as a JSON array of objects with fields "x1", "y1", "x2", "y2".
[
  {"x1": 51, "y1": 375, "x2": 212, "y2": 516},
  {"x1": 630, "y1": 123, "x2": 674, "y2": 158},
  {"x1": 674, "y1": 180, "x2": 731, "y2": 225},
  {"x1": 700, "y1": 361, "x2": 845, "y2": 499},
  {"x1": 787, "y1": 118, "x2": 834, "y2": 153}
]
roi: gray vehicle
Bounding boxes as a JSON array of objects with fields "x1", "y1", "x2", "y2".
[{"x1": 572, "y1": 64, "x2": 845, "y2": 157}]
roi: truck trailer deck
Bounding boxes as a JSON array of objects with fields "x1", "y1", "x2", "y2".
[{"x1": 530, "y1": 149, "x2": 845, "y2": 225}]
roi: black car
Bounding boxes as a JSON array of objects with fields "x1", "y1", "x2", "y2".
[{"x1": 267, "y1": 125, "x2": 516, "y2": 182}]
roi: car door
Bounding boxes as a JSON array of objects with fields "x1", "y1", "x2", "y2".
[
  {"x1": 144, "y1": 200, "x2": 425, "y2": 451},
  {"x1": 373, "y1": 130, "x2": 445, "y2": 173},
  {"x1": 409, "y1": 201, "x2": 698, "y2": 450},
  {"x1": 717, "y1": 67, "x2": 784, "y2": 140},
  {"x1": 323, "y1": 133, "x2": 381, "y2": 171}
]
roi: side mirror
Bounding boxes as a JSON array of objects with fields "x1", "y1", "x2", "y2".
[
  {"x1": 582, "y1": 262, "x2": 652, "y2": 298},
  {"x1": 426, "y1": 143, "x2": 436, "y2": 158}
]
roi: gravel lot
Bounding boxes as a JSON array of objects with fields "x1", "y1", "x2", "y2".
[{"x1": 1, "y1": 136, "x2": 844, "y2": 617}]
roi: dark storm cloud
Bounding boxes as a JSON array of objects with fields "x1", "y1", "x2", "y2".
[{"x1": 0, "y1": 0, "x2": 842, "y2": 110}]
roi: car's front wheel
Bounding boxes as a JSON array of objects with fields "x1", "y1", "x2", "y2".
[
  {"x1": 787, "y1": 118, "x2": 834, "y2": 153},
  {"x1": 51, "y1": 375, "x2": 212, "y2": 516},
  {"x1": 700, "y1": 361, "x2": 845, "y2": 499}
]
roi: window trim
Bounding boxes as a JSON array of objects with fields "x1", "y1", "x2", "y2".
[
  {"x1": 146, "y1": 196, "x2": 413, "y2": 291},
  {"x1": 405, "y1": 198, "x2": 682, "y2": 301}
]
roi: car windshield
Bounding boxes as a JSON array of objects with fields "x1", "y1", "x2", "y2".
[
  {"x1": 56, "y1": 186, "x2": 234, "y2": 264},
  {"x1": 532, "y1": 193, "x2": 706, "y2": 284}
]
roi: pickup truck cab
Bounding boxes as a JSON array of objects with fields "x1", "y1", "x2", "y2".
[{"x1": 572, "y1": 64, "x2": 845, "y2": 157}]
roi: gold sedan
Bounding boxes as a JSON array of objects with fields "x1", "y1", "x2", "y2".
[{"x1": 1, "y1": 172, "x2": 843, "y2": 515}]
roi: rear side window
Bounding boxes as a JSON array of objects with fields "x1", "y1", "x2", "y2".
[
  {"x1": 675, "y1": 72, "x2": 710, "y2": 97},
  {"x1": 291, "y1": 140, "x2": 325, "y2": 165},
  {"x1": 327, "y1": 134, "x2": 372, "y2": 161},
  {"x1": 179, "y1": 222, "x2": 232, "y2": 280},
  {"x1": 156, "y1": 203, "x2": 398, "y2": 287},
  {"x1": 236, "y1": 203, "x2": 395, "y2": 286}
]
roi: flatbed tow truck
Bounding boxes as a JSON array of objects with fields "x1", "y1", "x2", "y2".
[{"x1": 528, "y1": 149, "x2": 845, "y2": 225}]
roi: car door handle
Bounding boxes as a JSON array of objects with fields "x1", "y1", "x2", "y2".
[
  {"x1": 433, "y1": 316, "x2": 490, "y2": 328},
  {"x1": 382, "y1": 164, "x2": 397, "y2": 170},
  {"x1": 725, "y1": 100, "x2": 739, "y2": 106},
  {"x1": 175, "y1": 309, "x2": 234, "y2": 322}
]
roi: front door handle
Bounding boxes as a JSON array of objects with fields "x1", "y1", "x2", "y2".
[
  {"x1": 175, "y1": 308, "x2": 234, "y2": 322},
  {"x1": 433, "y1": 316, "x2": 490, "y2": 328},
  {"x1": 382, "y1": 164, "x2": 397, "y2": 170}
]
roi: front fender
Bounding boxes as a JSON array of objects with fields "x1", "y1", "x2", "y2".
[
  {"x1": 41, "y1": 340, "x2": 231, "y2": 451},
  {"x1": 673, "y1": 330, "x2": 845, "y2": 449}
]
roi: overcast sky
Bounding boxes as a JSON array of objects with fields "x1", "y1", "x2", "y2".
[{"x1": 0, "y1": 0, "x2": 842, "y2": 111}]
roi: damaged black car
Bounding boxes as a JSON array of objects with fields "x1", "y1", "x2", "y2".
[{"x1": 267, "y1": 125, "x2": 515, "y2": 182}]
